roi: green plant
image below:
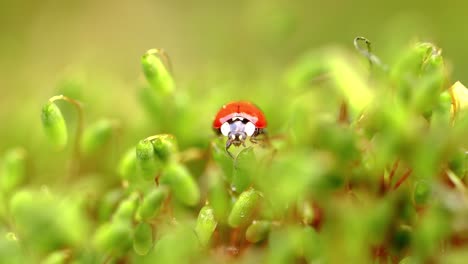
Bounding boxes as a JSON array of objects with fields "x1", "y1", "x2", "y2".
[{"x1": 0, "y1": 39, "x2": 467, "y2": 264}]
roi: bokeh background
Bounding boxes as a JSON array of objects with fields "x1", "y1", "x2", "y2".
[
  {"x1": 1, "y1": 1, "x2": 468, "y2": 262},
  {"x1": 1, "y1": 0, "x2": 466, "y2": 156}
]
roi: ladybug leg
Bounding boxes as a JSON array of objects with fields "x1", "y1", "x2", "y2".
[
  {"x1": 225, "y1": 139, "x2": 235, "y2": 159},
  {"x1": 249, "y1": 136, "x2": 257, "y2": 144},
  {"x1": 250, "y1": 129, "x2": 271, "y2": 147}
]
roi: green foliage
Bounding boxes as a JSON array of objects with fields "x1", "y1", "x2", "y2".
[
  {"x1": 3, "y1": 39, "x2": 468, "y2": 263},
  {"x1": 9, "y1": 189, "x2": 87, "y2": 254},
  {"x1": 0, "y1": 231, "x2": 25, "y2": 264},
  {"x1": 40, "y1": 250, "x2": 70, "y2": 264}
]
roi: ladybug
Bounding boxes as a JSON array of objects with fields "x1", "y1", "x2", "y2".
[{"x1": 213, "y1": 101, "x2": 267, "y2": 156}]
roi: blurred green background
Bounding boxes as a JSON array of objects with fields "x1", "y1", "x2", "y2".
[
  {"x1": 1, "y1": 0, "x2": 466, "y2": 152},
  {"x1": 2, "y1": 1, "x2": 468, "y2": 262}
]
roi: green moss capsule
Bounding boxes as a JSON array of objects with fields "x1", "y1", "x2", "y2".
[
  {"x1": 160, "y1": 162, "x2": 200, "y2": 207},
  {"x1": 0, "y1": 148, "x2": 27, "y2": 194},
  {"x1": 431, "y1": 91, "x2": 453, "y2": 125},
  {"x1": 137, "y1": 187, "x2": 168, "y2": 221},
  {"x1": 117, "y1": 147, "x2": 137, "y2": 181},
  {"x1": 195, "y1": 205, "x2": 217, "y2": 246},
  {"x1": 141, "y1": 49, "x2": 175, "y2": 95},
  {"x1": 228, "y1": 188, "x2": 261, "y2": 228},
  {"x1": 136, "y1": 140, "x2": 161, "y2": 181},
  {"x1": 113, "y1": 193, "x2": 139, "y2": 223},
  {"x1": 93, "y1": 221, "x2": 133, "y2": 253},
  {"x1": 413, "y1": 51, "x2": 445, "y2": 113},
  {"x1": 391, "y1": 42, "x2": 445, "y2": 112},
  {"x1": 98, "y1": 189, "x2": 124, "y2": 222},
  {"x1": 41, "y1": 102, "x2": 68, "y2": 149},
  {"x1": 80, "y1": 119, "x2": 114, "y2": 155},
  {"x1": 246, "y1": 220, "x2": 271, "y2": 243},
  {"x1": 391, "y1": 43, "x2": 436, "y2": 85},
  {"x1": 133, "y1": 222, "x2": 153, "y2": 256},
  {"x1": 152, "y1": 134, "x2": 177, "y2": 162}
]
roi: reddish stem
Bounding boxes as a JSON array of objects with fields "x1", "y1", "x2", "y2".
[
  {"x1": 393, "y1": 169, "x2": 413, "y2": 190},
  {"x1": 338, "y1": 101, "x2": 349, "y2": 124},
  {"x1": 388, "y1": 159, "x2": 400, "y2": 186}
]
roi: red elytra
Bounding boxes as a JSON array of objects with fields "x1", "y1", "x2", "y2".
[{"x1": 213, "y1": 101, "x2": 267, "y2": 129}]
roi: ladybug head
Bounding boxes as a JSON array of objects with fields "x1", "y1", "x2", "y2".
[{"x1": 220, "y1": 117, "x2": 256, "y2": 150}]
